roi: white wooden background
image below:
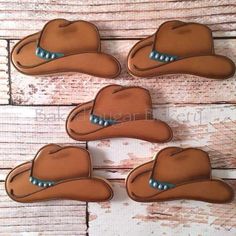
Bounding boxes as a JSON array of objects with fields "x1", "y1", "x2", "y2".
[{"x1": 0, "y1": 1, "x2": 236, "y2": 235}]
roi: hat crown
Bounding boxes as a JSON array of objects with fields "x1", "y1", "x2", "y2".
[
  {"x1": 38, "y1": 19, "x2": 100, "y2": 55},
  {"x1": 31, "y1": 144, "x2": 91, "y2": 182},
  {"x1": 154, "y1": 21, "x2": 214, "y2": 58},
  {"x1": 92, "y1": 85, "x2": 153, "y2": 121},
  {"x1": 151, "y1": 147, "x2": 211, "y2": 185}
]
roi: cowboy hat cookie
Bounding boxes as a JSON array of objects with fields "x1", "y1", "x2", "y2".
[
  {"x1": 11, "y1": 19, "x2": 121, "y2": 78},
  {"x1": 126, "y1": 147, "x2": 234, "y2": 203},
  {"x1": 127, "y1": 20, "x2": 235, "y2": 79},
  {"x1": 5, "y1": 144, "x2": 113, "y2": 203},
  {"x1": 66, "y1": 84, "x2": 173, "y2": 142}
]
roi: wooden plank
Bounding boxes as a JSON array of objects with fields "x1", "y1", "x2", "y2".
[
  {"x1": 0, "y1": 0, "x2": 236, "y2": 39},
  {"x1": 0, "y1": 104, "x2": 235, "y2": 169},
  {"x1": 0, "y1": 104, "x2": 85, "y2": 235},
  {"x1": 1, "y1": 168, "x2": 235, "y2": 235},
  {"x1": 93, "y1": 168, "x2": 236, "y2": 180},
  {"x1": 10, "y1": 39, "x2": 236, "y2": 105},
  {"x1": 0, "y1": 105, "x2": 85, "y2": 168},
  {"x1": 0, "y1": 40, "x2": 9, "y2": 104},
  {"x1": 0, "y1": 183, "x2": 87, "y2": 235},
  {"x1": 88, "y1": 180, "x2": 236, "y2": 236},
  {"x1": 88, "y1": 104, "x2": 236, "y2": 169},
  {"x1": 2, "y1": 1, "x2": 236, "y2": 235},
  {"x1": 2, "y1": 168, "x2": 236, "y2": 182},
  {"x1": 1, "y1": 169, "x2": 234, "y2": 235}
]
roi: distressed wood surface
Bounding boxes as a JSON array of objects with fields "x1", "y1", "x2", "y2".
[
  {"x1": 0, "y1": 182, "x2": 87, "y2": 235},
  {"x1": 1, "y1": 0, "x2": 236, "y2": 39},
  {"x1": 0, "y1": 106, "x2": 85, "y2": 167},
  {"x1": 0, "y1": 40, "x2": 9, "y2": 104},
  {"x1": 88, "y1": 181, "x2": 236, "y2": 236},
  {"x1": 0, "y1": 104, "x2": 235, "y2": 169},
  {"x1": 1, "y1": 0, "x2": 236, "y2": 235},
  {"x1": 88, "y1": 104, "x2": 236, "y2": 169},
  {"x1": 10, "y1": 39, "x2": 236, "y2": 105},
  {"x1": 2, "y1": 168, "x2": 236, "y2": 182},
  {"x1": 92, "y1": 168, "x2": 236, "y2": 180}
]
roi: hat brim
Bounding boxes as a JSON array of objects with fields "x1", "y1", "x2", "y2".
[
  {"x1": 11, "y1": 32, "x2": 121, "y2": 78},
  {"x1": 5, "y1": 161, "x2": 113, "y2": 203},
  {"x1": 127, "y1": 35, "x2": 235, "y2": 79},
  {"x1": 66, "y1": 101, "x2": 173, "y2": 143},
  {"x1": 126, "y1": 160, "x2": 234, "y2": 203}
]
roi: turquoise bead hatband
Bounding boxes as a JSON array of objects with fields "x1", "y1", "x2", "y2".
[
  {"x1": 149, "y1": 49, "x2": 178, "y2": 63},
  {"x1": 35, "y1": 46, "x2": 64, "y2": 61},
  {"x1": 90, "y1": 114, "x2": 117, "y2": 127},
  {"x1": 149, "y1": 178, "x2": 175, "y2": 191},
  {"x1": 29, "y1": 176, "x2": 55, "y2": 188}
]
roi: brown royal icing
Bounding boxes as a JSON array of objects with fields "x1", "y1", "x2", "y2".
[
  {"x1": 5, "y1": 144, "x2": 113, "y2": 202},
  {"x1": 66, "y1": 84, "x2": 173, "y2": 143},
  {"x1": 11, "y1": 19, "x2": 121, "y2": 78},
  {"x1": 127, "y1": 20, "x2": 235, "y2": 79},
  {"x1": 126, "y1": 147, "x2": 234, "y2": 203}
]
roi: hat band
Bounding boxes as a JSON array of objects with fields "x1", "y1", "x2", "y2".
[
  {"x1": 149, "y1": 50, "x2": 178, "y2": 63},
  {"x1": 35, "y1": 46, "x2": 64, "y2": 60},
  {"x1": 149, "y1": 178, "x2": 175, "y2": 191},
  {"x1": 90, "y1": 114, "x2": 117, "y2": 127},
  {"x1": 29, "y1": 176, "x2": 55, "y2": 188}
]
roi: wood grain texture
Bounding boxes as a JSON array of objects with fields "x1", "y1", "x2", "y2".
[
  {"x1": 1, "y1": 104, "x2": 235, "y2": 169},
  {"x1": 10, "y1": 39, "x2": 236, "y2": 105},
  {"x1": 0, "y1": 0, "x2": 236, "y2": 39},
  {"x1": 2, "y1": 168, "x2": 235, "y2": 182},
  {"x1": 0, "y1": 105, "x2": 85, "y2": 168},
  {"x1": 0, "y1": 40, "x2": 9, "y2": 104},
  {"x1": 88, "y1": 104, "x2": 236, "y2": 169},
  {"x1": 0, "y1": 182, "x2": 87, "y2": 235},
  {"x1": 88, "y1": 180, "x2": 236, "y2": 236},
  {"x1": 0, "y1": 105, "x2": 85, "y2": 236},
  {"x1": 92, "y1": 168, "x2": 236, "y2": 180},
  {"x1": 1, "y1": 1, "x2": 236, "y2": 235}
]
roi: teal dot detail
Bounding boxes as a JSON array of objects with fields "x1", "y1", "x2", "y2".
[
  {"x1": 29, "y1": 176, "x2": 55, "y2": 188},
  {"x1": 149, "y1": 50, "x2": 178, "y2": 63},
  {"x1": 149, "y1": 178, "x2": 175, "y2": 191},
  {"x1": 90, "y1": 114, "x2": 117, "y2": 127},
  {"x1": 35, "y1": 46, "x2": 64, "y2": 60}
]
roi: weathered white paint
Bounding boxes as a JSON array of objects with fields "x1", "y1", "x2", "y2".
[
  {"x1": 10, "y1": 39, "x2": 236, "y2": 105},
  {"x1": 0, "y1": 40, "x2": 9, "y2": 104},
  {"x1": 1, "y1": 0, "x2": 235, "y2": 235},
  {"x1": 0, "y1": 105, "x2": 85, "y2": 167},
  {"x1": 88, "y1": 104, "x2": 236, "y2": 169},
  {"x1": 92, "y1": 169, "x2": 236, "y2": 180},
  {"x1": 1, "y1": 0, "x2": 236, "y2": 38},
  {"x1": 88, "y1": 181, "x2": 236, "y2": 236},
  {"x1": 0, "y1": 183, "x2": 87, "y2": 235}
]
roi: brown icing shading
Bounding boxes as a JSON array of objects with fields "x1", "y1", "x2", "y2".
[
  {"x1": 66, "y1": 84, "x2": 173, "y2": 143},
  {"x1": 11, "y1": 19, "x2": 121, "y2": 78},
  {"x1": 5, "y1": 144, "x2": 113, "y2": 202},
  {"x1": 126, "y1": 147, "x2": 234, "y2": 203},
  {"x1": 127, "y1": 20, "x2": 235, "y2": 79}
]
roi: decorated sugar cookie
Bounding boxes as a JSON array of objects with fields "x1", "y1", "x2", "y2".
[
  {"x1": 126, "y1": 147, "x2": 234, "y2": 203},
  {"x1": 5, "y1": 144, "x2": 113, "y2": 202},
  {"x1": 66, "y1": 84, "x2": 173, "y2": 143},
  {"x1": 127, "y1": 20, "x2": 235, "y2": 79},
  {"x1": 11, "y1": 19, "x2": 121, "y2": 78}
]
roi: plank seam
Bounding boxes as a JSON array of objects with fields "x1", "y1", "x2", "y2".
[
  {"x1": 2, "y1": 101, "x2": 236, "y2": 107},
  {"x1": 1, "y1": 168, "x2": 236, "y2": 170},
  {"x1": 4, "y1": 36, "x2": 236, "y2": 41},
  {"x1": 6, "y1": 39, "x2": 12, "y2": 105},
  {"x1": 86, "y1": 141, "x2": 89, "y2": 236},
  {"x1": 86, "y1": 202, "x2": 89, "y2": 236},
  {"x1": 92, "y1": 167, "x2": 236, "y2": 170}
]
